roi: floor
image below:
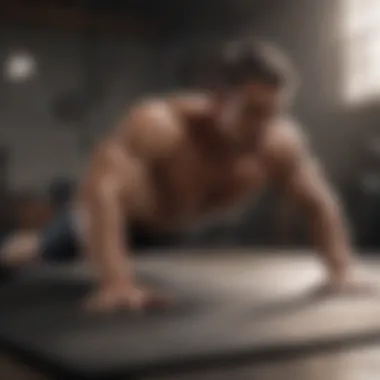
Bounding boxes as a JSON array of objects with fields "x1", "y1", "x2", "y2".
[
  {"x1": 149, "y1": 347, "x2": 380, "y2": 380},
  {"x1": 1, "y1": 346, "x2": 380, "y2": 380},
  {"x1": 2, "y1": 250, "x2": 380, "y2": 379}
]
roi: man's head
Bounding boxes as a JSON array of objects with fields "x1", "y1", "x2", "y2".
[{"x1": 215, "y1": 38, "x2": 298, "y2": 136}]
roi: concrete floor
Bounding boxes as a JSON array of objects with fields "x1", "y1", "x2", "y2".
[{"x1": 2, "y1": 346, "x2": 380, "y2": 380}]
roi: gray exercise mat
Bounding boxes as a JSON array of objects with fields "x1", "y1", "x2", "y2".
[{"x1": 1, "y1": 250, "x2": 380, "y2": 379}]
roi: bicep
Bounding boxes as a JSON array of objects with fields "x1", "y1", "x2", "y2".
[{"x1": 117, "y1": 101, "x2": 183, "y2": 160}]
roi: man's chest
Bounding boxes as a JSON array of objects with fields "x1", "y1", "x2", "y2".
[{"x1": 150, "y1": 139, "x2": 267, "y2": 221}]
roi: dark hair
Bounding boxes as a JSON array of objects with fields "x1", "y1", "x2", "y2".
[{"x1": 219, "y1": 37, "x2": 297, "y2": 92}]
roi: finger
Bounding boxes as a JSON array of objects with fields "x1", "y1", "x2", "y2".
[
  {"x1": 126, "y1": 289, "x2": 146, "y2": 311},
  {"x1": 84, "y1": 293, "x2": 117, "y2": 313},
  {"x1": 145, "y1": 291, "x2": 175, "y2": 309}
]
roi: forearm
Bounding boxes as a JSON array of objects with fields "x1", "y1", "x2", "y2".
[
  {"x1": 307, "y1": 195, "x2": 353, "y2": 278},
  {"x1": 85, "y1": 230, "x2": 132, "y2": 288},
  {"x1": 82, "y1": 192, "x2": 133, "y2": 288},
  {"x1": 268, "y1": 121, "x2": 355, "y2": 281}
]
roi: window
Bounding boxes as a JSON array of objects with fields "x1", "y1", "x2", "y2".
[{"x1": 342, "y1": 0, "x2": 380, "y2": 104}]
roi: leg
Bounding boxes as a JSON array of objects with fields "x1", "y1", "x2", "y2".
[
  {"x1": 0, "y1": 209, "x2": 79, "y2": 267},
  {"x1": 40, "y1": 210, "x2": 79, "y2": 263}
]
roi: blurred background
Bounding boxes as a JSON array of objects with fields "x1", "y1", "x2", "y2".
[{"x1": 1, "y1": 0, "x2": 380, "y2": 250}]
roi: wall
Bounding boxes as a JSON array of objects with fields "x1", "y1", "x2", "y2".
[{"x1": 0, "y1": 26, "x2": 170, "y2": 193}]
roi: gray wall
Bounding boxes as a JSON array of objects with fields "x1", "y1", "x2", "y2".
[{"x1": 0, "y1": 27, "x2": 176, "y2": 192}]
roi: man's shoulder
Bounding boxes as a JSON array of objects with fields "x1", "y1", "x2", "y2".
[
  {"x1": 265, "y1": 116, "x2": 307, "y2": 152},
  {"x1": 128, "y1": 97, "x2": 175, "y2": 126},
  {"x1": 262, "y1": 116, "x2": 308, "y2": 167},
  {"x1": 118, "y1": 95, "x2": 203, "y2": 159},
  {"x1": 127, "y1": 92, "x2": 211, "y2": 125}
]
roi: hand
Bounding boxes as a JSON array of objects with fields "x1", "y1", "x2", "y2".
[
  {"x1": 84, "y1": 283, "x2": 173, "y2": 313},
  {"x1": 311, "y1": 272, "x2": 376, "y2": 299}
]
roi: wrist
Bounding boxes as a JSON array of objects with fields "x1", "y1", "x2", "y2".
[
  {"x1": 99, "y1": 254, "x2": 134, "y2": 285},
  {"x1": 101, "y1": 267, "x2": 133, "y2": 289},
  {"x1": 100, "y1": 278, "x2": 132, "y2": 292},
  {"x1": 328, "y1": 250, "x2": 353, "y2": 281}
]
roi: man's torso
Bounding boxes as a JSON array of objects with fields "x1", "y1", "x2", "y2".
[{"x1": 81, "y1": 94, "x2": 291, "y2": 233}]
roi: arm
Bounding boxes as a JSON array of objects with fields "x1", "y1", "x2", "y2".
[
  {"x1": 79, "y1": 100, "x2": 181, "y2": 310},
  {"x1": 82, "y1": 169, "x2": 133, "y2": 289},
  {"x1": 267, "y1": 124, "x2": 354, "y2": 283},
  {"x1": 82, "y1": 171, "x2": 157, "y2": 311}
]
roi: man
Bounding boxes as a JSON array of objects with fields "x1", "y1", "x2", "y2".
[{"x1": 1, "y1": 38, "x2": 359, "y2": 311}]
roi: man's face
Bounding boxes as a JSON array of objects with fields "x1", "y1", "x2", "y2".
[{"x1": 218, "y1": 81, "x2": 286, "y2": 139}]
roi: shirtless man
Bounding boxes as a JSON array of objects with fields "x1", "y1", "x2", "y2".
[{"x1": 1, "y1": 38, "x2": 357, "y2": 311}]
